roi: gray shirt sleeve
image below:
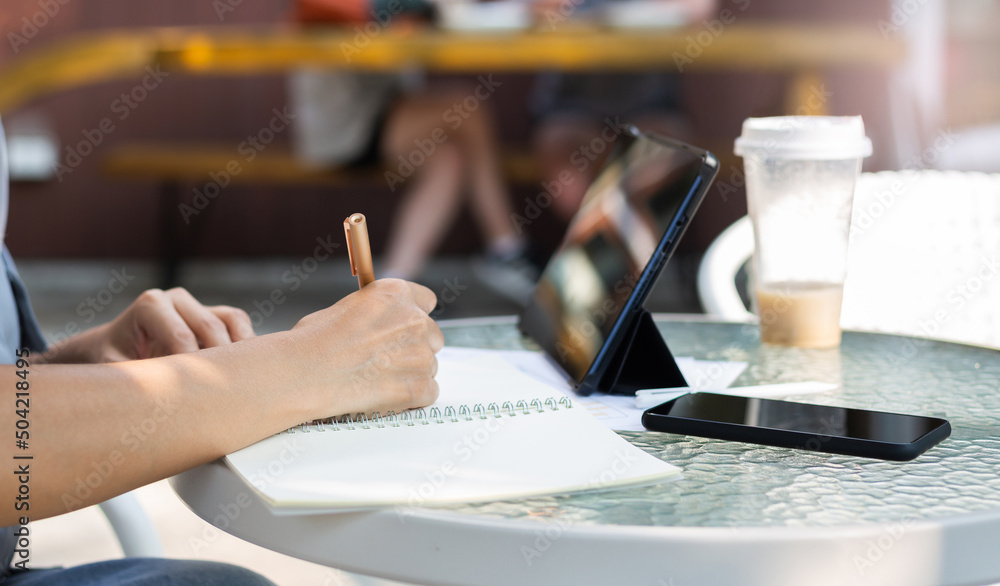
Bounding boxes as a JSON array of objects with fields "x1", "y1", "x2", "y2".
[{"x1": 0, "y1": 118, "x2": 47, "y2": 574}]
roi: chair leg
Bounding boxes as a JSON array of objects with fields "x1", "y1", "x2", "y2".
[
  {"x1": 98, "y1": 492, "x2": 164, "y2": 558},
  {"x1": 159, "y1": 181, "x2": 181, "y2": 289}
]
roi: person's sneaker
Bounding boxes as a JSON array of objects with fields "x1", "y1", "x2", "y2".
[{"x1": 471, "y1": 249, "x2": 544, "y2": 307}]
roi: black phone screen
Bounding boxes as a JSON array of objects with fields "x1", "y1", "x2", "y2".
[{"x1": 646, "y1": 393, "x2": 946, "y2": 444}]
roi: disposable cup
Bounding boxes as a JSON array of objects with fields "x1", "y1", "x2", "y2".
[{"x1": 734, "y1": 116, "x2": 872, "y2": 348}]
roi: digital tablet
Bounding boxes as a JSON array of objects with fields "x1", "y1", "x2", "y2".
[{"x1": 519, "y1": 127, "x2": 718, "y2": 396}]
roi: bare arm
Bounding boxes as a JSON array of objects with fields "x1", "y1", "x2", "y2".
[{"x1": 0, "y1": 279, "x2": 441, "y2": 525}]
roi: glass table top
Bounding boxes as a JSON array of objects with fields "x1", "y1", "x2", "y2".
[{"x1": 438, "y1": 316, "x2": 1000, "y2": 529}]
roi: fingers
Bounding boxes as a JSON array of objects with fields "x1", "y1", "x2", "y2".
[
  {"x1": 167, "y1": 288, "x2": 233, "y2": 348},
  {"x1": 211, "y1": 306, "x2": 255, "y2": 342},
  {"x1": 134, "y1": 288, "x2": 251, "y2": 357},
  {"x1": 407, "y1": 282, "x2": 438, "y2": 315},
  {"x1": 364, "y1": 279, "x2": 442, "y2": 352},
  {"x1": 365, "y1": 279, "x2": 437, "y2": 315},
  {"x1": 396, "y1": 281, "x2": 444, "y2": 353},
  {"x1": 134, "y1": 290, "x2": 201, "y2": 356},
  {"x1": 419, "y1": 377, "x2": 440, "y2": 408},
  {"x1": 427, "y1": 319, "x2": 444, "y2": 353}
]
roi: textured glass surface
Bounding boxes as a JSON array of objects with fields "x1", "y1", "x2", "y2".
[{"x1": 440, "y1": 317, "x2": 1000, "y2": 528}]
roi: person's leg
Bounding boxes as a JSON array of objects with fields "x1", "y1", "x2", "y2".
[
  {"x1": 380, "y1": 86, "x2": 539, "y2": 301},
  {"x1": 3, "y1": 557, "x2": 275, "y2": 586},
  {"x1": 380, "y1": 86, "x2": 524, "y2": 279},
  {"x1": 532, "y1": 114, "x2": 604, "y2": 222},
  {"x1": 380, "y1": 96, "x2": 466, "y2": 279},
  {"x1": 445, "y1": 93, "x2": 522, "y2": 254}
]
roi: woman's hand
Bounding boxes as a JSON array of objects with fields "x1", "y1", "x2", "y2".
[
  {"x1": 41, "y1": 287, "x2": 255, "y2": 364},
  {"x1": 288, "y1": 278, "x2": 443, "y2": 419}
]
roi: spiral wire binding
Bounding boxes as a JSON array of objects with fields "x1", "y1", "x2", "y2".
[{"x1": 286, "y1": 396, "x2": 574, "y2": 433}]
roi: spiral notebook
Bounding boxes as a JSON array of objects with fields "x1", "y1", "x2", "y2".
[{"x1": 224, "y1": 348, "x2": 681, "y2": 512}]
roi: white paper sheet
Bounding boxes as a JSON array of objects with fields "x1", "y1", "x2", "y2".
[{"x1": 440, "y1": 347, "x2": 748, "y2": 431}]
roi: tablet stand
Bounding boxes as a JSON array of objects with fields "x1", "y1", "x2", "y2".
[{"x1": 596, "y1": 309, "x2": 688, "y2": 395}]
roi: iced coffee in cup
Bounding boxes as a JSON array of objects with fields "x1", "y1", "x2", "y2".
[{"x1": 734, "y1": 116, "x2": 872, "y2": 348}]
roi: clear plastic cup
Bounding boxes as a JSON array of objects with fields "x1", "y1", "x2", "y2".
[{"x1": 734, "y1": 116, "x2": 872, "y2": 348}]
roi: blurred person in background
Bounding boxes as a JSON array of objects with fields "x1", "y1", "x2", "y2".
[
  {"x1": 529, "y1": 0, "x2": 717, "y2": 221},
  {"x1": 291, "y1": 0, "x2": 541, "y2": 304}
]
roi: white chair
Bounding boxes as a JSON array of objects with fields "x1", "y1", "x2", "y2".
[
  {"x1": 696, "y1": 215, "x2": 754, "y2": 322},
  {"x1": 697, "y1": 170, "x2": 1000, "y2": 349},
  {"x1": 98, "y1": 494, "x2": 164, "y2": 557}
]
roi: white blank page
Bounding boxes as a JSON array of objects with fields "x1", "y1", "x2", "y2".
[{"x1": 225, "y1": 350, "x2": 680, "y2": 511}]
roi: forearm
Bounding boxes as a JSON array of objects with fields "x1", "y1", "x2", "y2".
[
  {"x1": 0, "y1": 331, "x2": 307, "y2": 524},
  {"x1": 33, "y1": 323, "x2": 108, "y2": 365}
]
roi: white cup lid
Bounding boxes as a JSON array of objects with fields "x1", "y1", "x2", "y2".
[{"x1": 734, "y1": 116, "x2": 873, "y2": 160}]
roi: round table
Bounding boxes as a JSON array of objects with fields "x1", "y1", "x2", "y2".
[{"x1": 172, "y1": 316, "x2": 1000, "y2": 586}]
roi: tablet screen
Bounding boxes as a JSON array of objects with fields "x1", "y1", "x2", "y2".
[{"x1": 520, "y1": 131, "x2": 711, "y2": 387}]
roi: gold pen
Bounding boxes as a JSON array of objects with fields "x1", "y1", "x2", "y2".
[{"x1": 344, "y1": 213, "x2": 375, "y2": 289}]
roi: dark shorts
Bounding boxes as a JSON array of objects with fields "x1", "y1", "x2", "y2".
[
  {"x1": 1, "y1": 558, "x2": 275, "y2": 585},
  {"x1": 531, "y1": 72, "x2": 682, "y2": 123},
  {"x1": 343, "y1": 94, "x2": 398, "y2": 169}
]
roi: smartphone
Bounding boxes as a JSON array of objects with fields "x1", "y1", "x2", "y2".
[
  {"x1": 519, "y1": 127, "x2": 718, "y2": 395},
  {"x1": 642, "y1": 392, "x2": 951, "y2": 461}
]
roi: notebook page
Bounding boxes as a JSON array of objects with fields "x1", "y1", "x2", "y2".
[{"x1": 225, "y1": 350, "x2": 680, "y2": 511}]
